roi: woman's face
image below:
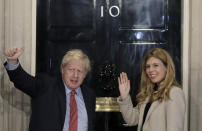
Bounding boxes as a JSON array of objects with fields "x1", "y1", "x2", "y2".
[{"x1": 145, "y1": 57, "x2": 167, "y2": 84}]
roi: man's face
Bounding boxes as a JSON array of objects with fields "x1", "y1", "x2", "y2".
[{"x1": 61, "y1": 59, "x2": 86, "y2": 89}]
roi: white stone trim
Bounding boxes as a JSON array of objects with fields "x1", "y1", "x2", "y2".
[
  {"x1": 182, "y1": 0, "x2": 190, "y2": 131},
  {"x1": 31, "y1": 0, "x2": 36, "y2": 76}
]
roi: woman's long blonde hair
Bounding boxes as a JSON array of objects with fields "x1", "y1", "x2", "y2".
[{"x1": 136, "y1": 48, "x2": 181, "y2": 106}]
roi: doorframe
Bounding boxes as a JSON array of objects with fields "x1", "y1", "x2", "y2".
[
  {"x1": 31, "y1": 0, "x2": 190, "y2": 130},
  {"x1": 31, "y1": 0, "x2": 37, "y2": 76},
  {"x1": 182, "y1": 0, "x2": 190, "y2": 130}
]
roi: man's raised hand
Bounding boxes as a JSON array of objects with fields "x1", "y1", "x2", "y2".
[{"x1": 5, "y1": 47, "x2": 24, "y2": 65}]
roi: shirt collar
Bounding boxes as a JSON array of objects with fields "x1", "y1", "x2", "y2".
[{"x1": 63, "y1": 82, "x2": 82, "y2": 97}]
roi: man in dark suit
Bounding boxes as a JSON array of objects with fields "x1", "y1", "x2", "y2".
[{"x1": 4, "y1": 47, "x2": 95, "y2": 131}]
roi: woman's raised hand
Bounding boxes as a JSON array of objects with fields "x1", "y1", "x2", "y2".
[{"x1": 118, "y1": 72, "x2": 130, "y2": 100}]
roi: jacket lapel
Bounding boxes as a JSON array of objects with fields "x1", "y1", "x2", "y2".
[
  {"x1": 144, "y1": 100, "x2": 160, "y2": 123},
  {"x1": 57, "y1": 75, "x2": 66, "y2": 128},
  {"x1": 80, "y1": 85, "x2": 89, "y2": 113},
  {"x1": 138, "y1": 103, "x2": 147, "y2": 131},
  {"x1": 138, "y1": 97, "x2": 160, "y2": 130}
]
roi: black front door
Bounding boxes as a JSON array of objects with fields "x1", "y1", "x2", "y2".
[{"x1": 36, "y1": 0, "x2": 181, "y2": 130}]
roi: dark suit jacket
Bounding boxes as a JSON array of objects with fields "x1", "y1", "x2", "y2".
[{"x1": 5, "y1": 63, "x2": 96, "y2": 131}]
